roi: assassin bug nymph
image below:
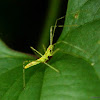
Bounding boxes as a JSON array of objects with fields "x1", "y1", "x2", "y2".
[{"x1": 23, "y1": 16, "x2": 85, "y2": 88}]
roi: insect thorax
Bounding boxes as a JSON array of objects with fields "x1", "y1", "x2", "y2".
[{"x1": 45, "y1": 45, "x2": 54, "y2": 56}]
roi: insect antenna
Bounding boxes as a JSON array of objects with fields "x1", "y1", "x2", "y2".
[
  {"x1": 53, "y1": 16, "x2": 65, "y2": 38},
  {"x1": 50, "y1": 16, "x2": 65, "y2": 46},
  {"x1": 50, "y1": 26, "x2": 53, "y2": 45}
]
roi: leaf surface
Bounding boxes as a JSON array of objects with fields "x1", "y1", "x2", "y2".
[{"x1": 0, "y1": 0, "x2": 100, "y2": 100}]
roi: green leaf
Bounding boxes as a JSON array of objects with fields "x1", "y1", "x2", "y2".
[
  {"x1": 0, "y1": 0, "x2": 100, "y2": 100},
  {"x1": 59, "y1": 0, "x2": 100, "y2": 78}
]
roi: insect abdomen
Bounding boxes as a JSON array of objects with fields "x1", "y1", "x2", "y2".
[{"x1": 24, "y1": 61, "x2": 40, "y2": 69}]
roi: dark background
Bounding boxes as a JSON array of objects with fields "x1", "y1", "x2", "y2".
[{"x1": 0, "y1": 0, "x2": 68, "y2": 54}]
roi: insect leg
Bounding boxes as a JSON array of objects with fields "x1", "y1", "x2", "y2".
[
  {"x1": 52, "y1": 16, "x2": 65, "y2": 38},
  {"x1": 50, "y1": 16, "x2": 65, "y2": 45},
  {"x1": 52, "y1": 48, "x2": 60, "y2": 55},
  {"x1": 23, "y1": 60, "x2": 33, "y2": 88},
  {"x1": 54, "y1": 41, "x2": 89, "y2": 56},
  {"x1": 44, "y1": 62, "x2": 59, "y2": 73},
  {"x1": 23, "y1": 61, "x2": 26, "y2": 88},
  {"x1": 50, "y1": 16, "x2": 78, "y2": 45},
  {"x1": 30, "y1": 46, "x2": 43, "y2": 56}
]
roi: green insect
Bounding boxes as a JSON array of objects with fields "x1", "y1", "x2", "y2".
[{"x1": 23, "y1": 16, "x2": 86, "y2": 88}]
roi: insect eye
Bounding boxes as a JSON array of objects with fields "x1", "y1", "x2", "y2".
[{"x1": 50, "y1": 48, "x2": 52, "y2": 52}]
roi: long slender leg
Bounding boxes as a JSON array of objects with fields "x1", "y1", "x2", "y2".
[
  {"x1": 51, "y1": 10, "x2": 88, "y2": 43},
  {"x1": 50, "y1": 16, "x2": 78, "y2": 45},
  {"x1": 44, "y1": 62, "x2": 59, "y2": 73},
  {"x1": 23, "y1": 61, "x2": 26, "y2": 89},
  {"x1": 52, "y1": 16, "x2": 65, "y2": 38},
  {"x1": 23, "y1": 60, "x2": 33, "y2": 88},
  {"x1": 53, "y1": 41, "x2": 89, "y2": 55},
  {"x1": 30, "y1": 46, "x2": 43, "y2": 56},
  {"x1": 52, "y1": 48, "x2": 60, "y2": 55},
  {"x1": 50, "y1": 16, "x2": 65, "y2": 45},
  {"x1": 50, "y1": 26, "x2": 53, "y2": 45}
]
